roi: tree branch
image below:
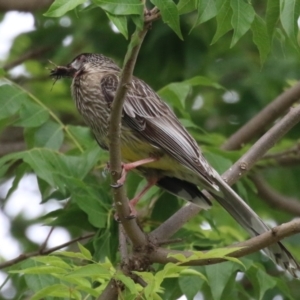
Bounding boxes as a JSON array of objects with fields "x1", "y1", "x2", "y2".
[
  {"x1": 0, "y1": 0, "x2": 53, "y2": 12},
  {"x1": 222, "y1": 82, "x2": 300, "y2": 150},
  {"x1": 149, "y1": 218, "x2": 300, "y2": 267},
  {"x1": 3, "y1": 47, "x2": 52, "y2": 71},
  {"x1": 251, "y1": 175, "x2": 300, "y2": 216},
  {"x1": 0, "y1": 233, "x2": 94, "y2": 269},
  {"x1": 108, "y1": 21, "x2": 151, "y2": 247},
  {"x1": 150, "y1": 105, "x2": 300, "y2": 242}
]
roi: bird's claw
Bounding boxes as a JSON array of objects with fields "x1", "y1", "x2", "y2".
[{"x1": 110, "y1": 181, "x2": 124, "y2": 189}]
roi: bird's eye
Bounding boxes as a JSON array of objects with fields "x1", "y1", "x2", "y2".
[{"x1": 71, "y1": 55, "x2": 86, "y2": 70}]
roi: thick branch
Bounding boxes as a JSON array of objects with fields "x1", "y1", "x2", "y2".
[
  {"x1": 150, "y1": 218, "x2": 300, "y2": 266},
  {"x1": 251, "y1": 175, "x2": 300, "y2": 216},
  {"x1": 108, "y1": 26, "x2": 149, "y2": 247},
  {"x1": 222, "y1": 106, "x2": 300, "y2": 185},
  {"x1": 98, "y1": 280, "x2": 118, "y2": 300},
  {"x1": 222, "y1": 82, "x2": 300, "y2": 150},
  {"x1": 150, "y1": 105, "x2": 300, "y2": 242},
  {"x1": 0, "y1": 233, "x2": 94, "y2": 269}
]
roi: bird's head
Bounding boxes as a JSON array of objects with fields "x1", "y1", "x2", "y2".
[{"x1": 50, "y1": 53, "x2": 120, "y2": 80}]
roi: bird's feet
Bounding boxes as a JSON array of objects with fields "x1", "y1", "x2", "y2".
[
  {"x1": 110, "y1": 157, "x2": 158, "y2": 188},
  {"x1": 114, "y1": 199, "x2": 138, "y2": 222}
]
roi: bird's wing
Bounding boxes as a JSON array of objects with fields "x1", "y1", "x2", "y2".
[
  {"x1": 101, "y1": 74, "x2": 300, "y2": 277},
  {"x1": 101, "y1": 73, "x2": 219, "y2": 191}
]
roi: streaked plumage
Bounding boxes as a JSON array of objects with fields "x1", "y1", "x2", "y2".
[{"x1": 50, "y1": 53, "x2": 299, "y2": 277}]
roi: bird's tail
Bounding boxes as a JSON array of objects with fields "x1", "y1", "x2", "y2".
[{"x1": 210, "y1": 173, "x2": 299, "y2": 277}]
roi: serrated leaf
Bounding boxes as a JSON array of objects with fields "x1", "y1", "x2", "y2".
[
  {"x1": 14, "y1": 101, "x2": 49, "y2": 127},
  {"x1": 5, "y1": 163, "x2": 28, "y2": 199},
  {"x1": 0, "y1": 79, "x2": 25, "y2": 120},
  {"x1": 93, "y1": 0, "x2": 144, "y2": 15},
  {"x1": 34, "y1": 120, "x2": 64, "y2": 150},
  {"x1": 211, "y1": 0, "x2": 232, "y2": 44},
  {"x1": 251, "y1": 15, "x2": 271, "y2": 66},
  {"x1": 66, "y1": 125, "x2": 95, "y2": 148},
  {"x1": 151, "y1": 0, "x2": 183, "y2": 40},
  {"x1": 106, "y1": 12, "x2": 128, "y2": 38},
  {"x1": 280, "y1": 0, "x2": 300, "y2": 41},
  {"x1": 230, "y1": 0, "x2": 255, "y2": 47},
  {"x1": 195, "y1": 0, "x2": 217, "y2": 25},
  {"x1": 44, "y1": 0, "x2": 87, "y2": 17}
]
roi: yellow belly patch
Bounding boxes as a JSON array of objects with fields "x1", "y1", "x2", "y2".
[{"x1": 121, "y1": 142, "x2": 178, "y2": 171}]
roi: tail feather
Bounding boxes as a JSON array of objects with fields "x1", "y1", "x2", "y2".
[{"x1": 211, "y1": 173, "x2": 299, "y2": 277}]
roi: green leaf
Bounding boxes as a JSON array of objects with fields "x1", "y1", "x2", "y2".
[
  {"x1": 177, "y1": 0, "x2": 197, "y2": 15},
  {"x1": 203, "y1": 151, "x2": 232, "y2": 174},
  {"x1": 266, "y1": 0, "x2": 280, "y2": 38},
  {"x1": 246, "y1": 266, "x2": 277, "y2": 300},
  {"x1": 30, "y1": 284, "x2": 66, "y2": 300},
  {"x1": 205, "y1": 262, "x2": 240, "y2": 300},
  {"x1": 195, "y1": 0, "x2": 217, "y2": 25},
  {"x1": 64, "y1": 178, "x2": 108, "y2": 228},
  {"x1": 151, "y1": 0, "x2": 183, "y2": 39},
  {"x1": 78, "y1": 242, "x2": 93, "y2": 260},
  {"x1": 179, "y1": 275, "x2": 203, "y2": 300},
  {"x1": 0, "y1": 78, "x2": 25, "y2": 120},
  {"x1": 32, "y1": 256, "x2": 72, "y2": 269},
  {"x1": 115, "y1": 273, "x2": 137, "y2": 294},
  {"x1": 55, "y1": 251, "x2": 92, "y2": 260},
  {"x1": 158, "y1": 76, "x2": 223, "y2": 110},
  {"x1": 5, "y1": 163, "x2": 28, "y2": 199},
  {"x1": 66, "y1": 125, "x2": 95, "y2": 148},
  {"x1": 34, "y1": 120, "x2": 64, "y2": 150},
  {"x1": 93, "y1": 0, "x2": 144, "y2": 15},
  {"x1": 106, "y1": 13, "x2": 128, "y2": 39},
  {"x1": 14, "y1": 101, "x2": 49, "y2": 127},
  {"x1": 66, "y1": 263, "x2": 111, "y2": 278},
  {"x1": 230, "y1": 0, "x2": 255, "y2": 47},
  {"x1": 251, "y1": 15, "x2": 271, "y2": 66},
  {"x1": 211, "y1": 0, "x2": 232, "y2": 44},
  {"x1": 44, "y1": 0, "x2": 87, "y2": 17},
  {"x1": 185, "y1": 76, "x2": 224, "y2": 89},
  {"x1": 280, "y1": 0, "x2": 300, "y2": 41}
]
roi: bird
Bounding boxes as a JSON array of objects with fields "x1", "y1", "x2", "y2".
[{"x1": 50, "y1": 53, "x2": 299, "y2": 277}]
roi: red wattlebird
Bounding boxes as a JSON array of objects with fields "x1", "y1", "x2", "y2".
[{"x1": 50, "y1": 53, "x2": 299, "y2": 277}]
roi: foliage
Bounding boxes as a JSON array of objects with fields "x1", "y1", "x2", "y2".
[{"x1": 1, "y1": 0, "x2": 300, "y2": 299}]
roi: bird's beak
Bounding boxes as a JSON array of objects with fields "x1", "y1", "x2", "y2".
[{"x1": 49, "y1": 63, "x2": 77, "y2": 80}]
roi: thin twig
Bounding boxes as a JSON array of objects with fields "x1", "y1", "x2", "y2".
[
  {"x1": 3, "y1": 47, "x2": 52, "y2": 71},
  {"x1": 149, "y1": 218, "x2": 300, "y2": 267},
  {"x1": 222, "y1": 82, "x2": 300, "y2": 150},
  {"x1": 251, "y1": 175, "x2": 300, "y2": 216},
  {"x1": 0, "y1": 233, "x2": 94, "y2": 269}
]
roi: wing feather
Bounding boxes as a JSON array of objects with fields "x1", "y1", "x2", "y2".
[{"x1": 101, "y1": 74, "x2": 217, "y2": 187}]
